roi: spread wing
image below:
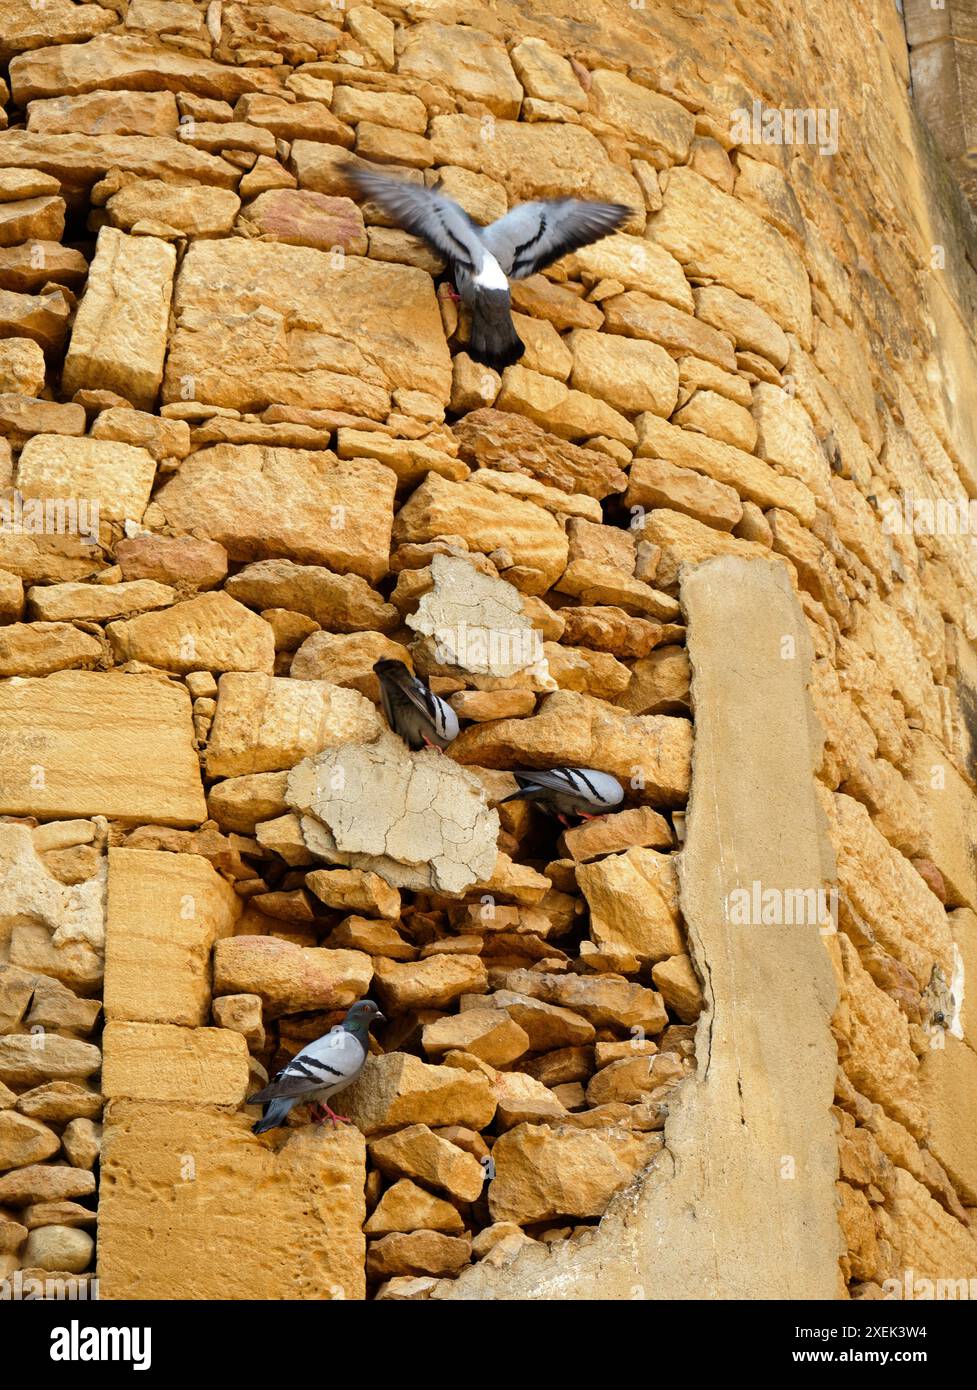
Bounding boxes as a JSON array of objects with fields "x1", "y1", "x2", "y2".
[
  {"x1": 480, "y1": 199, "x2": 631, "y2": 279},
  {"x1": 342, "y1": 164, "x2": 484, "y2": 275},
  {"x1": 248, "y1": 1028, "x2": 364, "y2": 1105}
]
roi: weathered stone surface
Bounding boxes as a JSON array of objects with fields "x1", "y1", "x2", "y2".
[
  {"x1": 0, "y1": 672, "x2": 205, "y2": 825},
  {"x1": 407, "y1": 553, "x2": 543, "y2": 680},
  {"x1": 838, "y1": 934, "x2": 924, "y2": 1137},
  {"x1": 26, "y1": 89, "x2": 179, "y2": 137},
  {"x1": 240, "y1": 189, "x2": 367, "y2": 253},
  {"x1": 206, "y1": 672, "x2": 382, "y2": 777},
  {"x1": 369, "y1": 1123, "x2": 485, "y2": 1202},
  {"x1": 0, "y1": 338, "x2": 46, "y2": 395},
  {"x1": 489, "y1": 1123, "x2": 662, "y2": 1224},
  {"x1": 500, "y1": 969, "x2": 667, "y2": 1035},
  {"x1": 22, "y1": 1224, "x2": 92, "y2": 1273},
  {"x1": 106, "y1": 591, "x2": 276, "y2": 675},
  {"x1": 568, "y1": 329, "x2": 678, "y2": 418},
  {"x1": 0, "y1": 1033, "x2": 101, "y2": 1088},
  {"x1": 589, "y1": 68, "x2": 694, "y2": 163},
  {"x1": 368, "y1": 1229, "x2": 471, "y2": 1279},
  {"x1": 104, "y1": 849, "x2": 240, "y2": 1027},
  {"x1": 578, "y1": 848, "x2": 685, "y2": 964},
  {"x1": 453, "y1": 408, "x2": 627, "y2": 499},
  {"x1": 639, "y1": 508, "x2": 781, "y2": 588},
  {"x1": 428, "y1": 116, "x2": 641, "y2": 211},
  {"x1": 0, "y1": 1111, "x2": 60, "y2": 1169},
  {"x1": 101, "y1": 1022, "x2": 249, "y2": 1105},
  {"x1": 305, "y1": 868, "x2": 400, "y2": 918},
  {"x1": 422, "y1": 1009, "x2": 530, "y2": 1066},
  {"x1": 227, "y1": 558, "x2": 395, "y2": 629},
  {"x1": 393, "y1": 473, "x2": 568, "y2": 595},
  {"x1": 451, "y1": 691, "x2": 691, "y2": 806},
  {"x1": 214, "y1": 937, "x2": 372, "y2": 1017},
  {"x1": 61, "y1": 228, "x2": 174, "y2": 410},
  {"x1": 115, "y1": 534, "x2": 227, "y2": 590},
  {"x1": 648, "y1": 168, "x2": 813, "y2": 344},
  {"x1": 163, "y1": 238, "x2": 451, "y2": 407},
  {"x1": 341, "y1": 1053, "x2": 497, "y2": 1134},
  {"x1": 0, "y1": 193, "x2": 65, "y2": 247},
  {"x1": 635, "y1": 412, "x2": 815, "y2": 525},
  {"x1": 373, "y1": 955, "x2": 488, "y2": 1014},
  {"x1": 497, "y1": 364, "x2": 636, "y2": 446},
  {"x1": 0, "y1": 621, "x2": 101, "y2": 677},
  {"x1": 474, "y1": 991, "x2": 595, "y2": 1050},
  {"x1": 364, "y1": 1178, "x2": 465, "y2": 1236},
  {"x1": 0, "y1": 1164, "x2": 95, "y2": 1207},
  {"x1": 155, "y1": 447, "x2": 395, "y2": 582},
  {"x1": 0, "y1": 2, "x2": 116, "y2": 66},
  {"x1": 61, "y1": 1116, "x2": 101, "y2": 1170},
  {"x1": 99, "y1": 1102, "x2": 366, "y2": 1299},
  {"x1": 14, "y1": 1082, "x2": 102, "y2": 1124},
  {"x1": 752, "y1": 383, "x2": 832, "y2": 501},
  {"x1": 651, "y1": 955, "x2": 704, "y2": 1022},
  {"x1": 17, "y1": 434, "x2": 156, "y2": 524},
  {"x1": 920, "y1": 1035, "x2": 977, "y2": 1204},
  {"x1": 8, "y1": 35, "x2": 279, "y2": 104},
  {"x1": 621, "y1": 647, "x2": 691, "y2": 715},
  {"x1": 27, "y1": 580, "x2": 175, "y2": 624},
  {"x1": 398, "y1": 22, "x2": 522, "y2": 116},
  {"x1": 106, "y1": 179, "x2": 241, "y2": 237}
]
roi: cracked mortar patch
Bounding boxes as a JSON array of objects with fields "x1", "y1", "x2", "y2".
[
  {"x1": 286, "y1": 731, "x2": 500, "y2": 894},
  {"x1": 408, "y1": 553, "x2": 553, "y2": 684}
]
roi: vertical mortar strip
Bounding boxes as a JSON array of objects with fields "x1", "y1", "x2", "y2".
[{"x1": 435, "y1": 553, "x2": 842, "y2": 1299}]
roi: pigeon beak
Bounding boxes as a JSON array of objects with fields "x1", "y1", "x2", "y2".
[{"x1": 374, "y1": 1011, "x2": 386, "y2": 1024}]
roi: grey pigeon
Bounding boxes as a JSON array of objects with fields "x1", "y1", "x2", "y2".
[
  {"x1": 499, "y1": 767, "x2": 625, "y2": 823},
  {"x1": 249, "y1": 1000, "x2": 383, "y2": 1133},
  {"x1": 373, "y1": 658, "x2": 459, "y2": 751},
  {"x1": 343, "y1": 163, "x2": 631, "y2": 369}
]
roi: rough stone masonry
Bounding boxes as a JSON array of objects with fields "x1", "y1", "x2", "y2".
[{"x1": 0, "y1": 0, "x2": 976, "y2": 1302}]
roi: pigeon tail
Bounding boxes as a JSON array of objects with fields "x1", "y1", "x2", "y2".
[
  {"x1": 252, "y1": 1097, "x2": 293, "y2": 1134},
  {"x1": 468, "y1": 288, "x2": 525, "y2": 371}
]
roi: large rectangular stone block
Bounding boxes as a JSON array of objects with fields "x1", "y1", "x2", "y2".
[
  {"x1": 920, "y1": 1034, "x2": 977, "y2": 1204},
  {"x1": 101, "y1": 1022, "x2": 249, "y2": 1106},
  {"x1": 98, "y1": 1101, "x2": 365, "y2": 1299},
  {"x1": 62, "y1": 226, "x2": 175, "y2": 410},
  {"x1": 0, "y1": 671, "x2": 206, "y2": 826},
  {"x1": 104, "y1": 849, "x2": 241, "y2": 1027}
]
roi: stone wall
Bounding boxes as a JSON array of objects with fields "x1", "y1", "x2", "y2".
[{"x1": 1, "y1": 0, "x2": 976, "y2": 1300}]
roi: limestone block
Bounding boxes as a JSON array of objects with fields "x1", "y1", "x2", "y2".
[
  {"x1": 62, "y1": 228, "x2": 174, "y2": 410},
  {"x1": 0, "y1": 672, "x2": 205, "y2": 825},
  {"x1": 206, "y1": 672, "x2": 382, "y2": 777},
  {"x1": 101, "y1": 1022, "x2": 249, "y2": 1106},
  {"x1": 98, "y1": 1102, "x2": 366, "y2": 1299},
  {"x1": 104, "y1": 849, "x2": 241, "y2": 1027}
]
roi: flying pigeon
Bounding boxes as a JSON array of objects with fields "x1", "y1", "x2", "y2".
[
  {"x1": 373, "y1": 658, "x2": 459, "y2": 751},
  {"x1": 248, "y1": 999, "x2": 384, "y2": 1133},
  {"x1": 499, "y1": 767, "x2": 625, "y2": 823},
  {"x1": 342, "y1": 163, "x2": 631, "y2": 370}
]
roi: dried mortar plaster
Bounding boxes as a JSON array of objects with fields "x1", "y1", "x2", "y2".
[
  {"x1": 285, "y1": 730, "x2": 501, "y2": 894},
  {"x1": 1, "y1": 0, "x2": 977, "y2": 1303}
]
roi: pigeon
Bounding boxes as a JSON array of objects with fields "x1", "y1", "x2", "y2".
[
  {"x1": 499, "y1": 767, "x2": 625, "y2": 823},
  {"x1": 373, "y1": 658, "x2": 459, "y2": 751},
  {"x1": 342, "y1": 163, "x2": 631, "y2": 370},
  {"x1": 248, "y1": 999, "x2": 384, "y2": 1133}
]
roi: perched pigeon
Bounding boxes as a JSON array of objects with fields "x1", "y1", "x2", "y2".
[
  {"x1": 499, "y1": 767, "x2": 625, "y2": 823},
  {"x1": 248, "y1": 1000, "x2": 384, "y2": 1133},
  {"x1": 373, "y1": 658, "x2": 459, "y2": 751},
  {"x1": 342, "y1": 163, "x2": 631, "y2": 370}
]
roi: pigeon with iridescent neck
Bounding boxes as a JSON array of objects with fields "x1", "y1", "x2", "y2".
[{"x1": 248, "y1": 1000, "x2": 384, "y2": 1133}]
